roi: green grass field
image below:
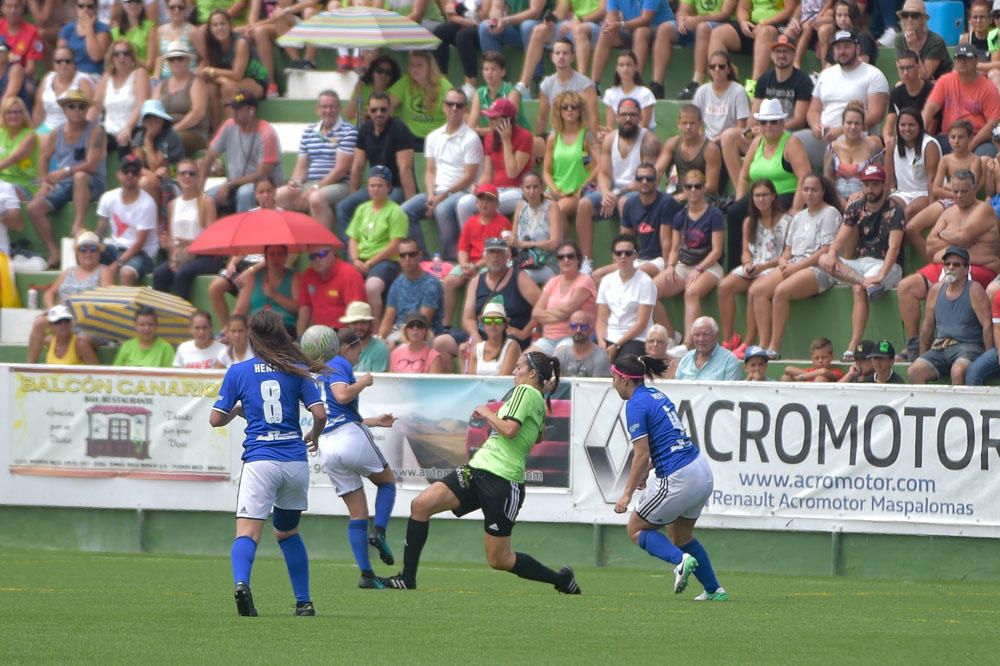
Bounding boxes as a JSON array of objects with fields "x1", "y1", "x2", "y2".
[{"x1": 0, "y1": 547, "x2": 995, "y2": 664}]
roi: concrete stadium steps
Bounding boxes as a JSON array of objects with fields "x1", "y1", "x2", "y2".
[
  {"x1": 9, "y1": 264, "x2": 908, "y2": 361},
  {"x1": 273, "y1": 44, "x2": 902, "y2": 96}
]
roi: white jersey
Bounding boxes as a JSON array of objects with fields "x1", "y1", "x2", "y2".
[{"x1": 611, "y1": 127, "x2": 647, "y2": 190}]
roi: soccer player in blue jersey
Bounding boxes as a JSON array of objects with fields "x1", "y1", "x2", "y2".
[
  {"x1": 210, "y1": 311, "x2": 329, "y2": 617},
  {"x1": 611, "y1": 354, "x2": 728, "y2": 601},
  {"x1": 301, "y1": 326, "x2": 399, "y2": 589}
]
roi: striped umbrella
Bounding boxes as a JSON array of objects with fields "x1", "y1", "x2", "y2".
[
  {"x1": 64, "y1": 287, "x2": 196, "y2": 346},
  {"x1": 276, "y1": 8, "x2": 440, "y2": 51}
]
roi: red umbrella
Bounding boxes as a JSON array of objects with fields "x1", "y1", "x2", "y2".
[{"x1": 187, "y1": 208, "x2": 343, "y2": 255}]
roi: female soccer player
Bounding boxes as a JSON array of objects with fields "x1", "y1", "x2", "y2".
[
  {"x1": 611, "y1": 354, "x2": 728, "y2": 601},
  {"x1": 387, "y1": 351, "x2": 580, "y2": 594},
  {"x1": 301, "y1": 325, "x2": 399, "y2": 589},
  {"x1": 210, "y1": 310, "x2": 328, "y2": 617}
]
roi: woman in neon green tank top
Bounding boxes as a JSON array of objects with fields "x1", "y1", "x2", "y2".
[
  {"x1": 543, "y1": 90, "x2": 598, "y2": 224},
  {"x1": 725, "y1": 99, "x2": 811, "y2": 271},
  {"x1": 384, "y1": 351, "x2": 581, "y2": 594},
  {"x1": 0, "y1": 96, "x2": 37, "y2": 235}
]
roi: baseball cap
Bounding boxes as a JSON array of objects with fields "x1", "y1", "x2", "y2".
[
  {"x1": 869, "y1": 339, "x2": 896, "y2": 359},
  {"x1": 227, "y1": 90, "x2": 258, "y2": 108},
  {"x1": 831, "y1": 30, "x2": 859, "y2": 45},
  {"x1": 475, "y1": 183, "x2": 499, "y2": 199},
  {"x1": 860, "y1": 164, "x2": 886, "y2": 182},
  {"x1": 120, "y1": 154, "x2": 142, "y2": 174},
  {"x1": 854, "y1": 340, "x2": 875, "y2": 360},
  {"x1": 955, "y1": 43, "x2": 978, "y2": 59},
  {"x1": 484, "y1": 237, "x2": 508, "y2": 251},
  {"x1": 403, "y1": 311, "x2": 429, "y2": 327},
  {"x1": 482, "y1": 98, "x2": 517, "y2": 119},
  {"x1": 47, "y1": 304, "x2": 73, "y2": 323},
  {"x1": 368, "y1": 164, "x2": 393, "y2": 186},
  {"x1": 771, "y1": 34, "x2": 796, "y2": 50},
  {"x1": 943, "y1": 245, "x2": 971, "y2": 263},
  {"x1": 743, "y1": 345, "x2": 771, "y2": 362}
]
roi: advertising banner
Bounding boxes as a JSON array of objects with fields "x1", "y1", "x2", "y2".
[
  {"x1": 304, "y1": 375, "x2": 571, "y2": 491},
  {"x1": 8, "y1": 367, "x2": 231, "y2": 480},
  {"x1": 572, "y1": 380, "x2": 1000, "y2": 532}
]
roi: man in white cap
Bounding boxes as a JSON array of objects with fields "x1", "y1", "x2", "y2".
[
  {"x1": 339, "y1": 301, "x2": 389, "y2": 372},
  {"x1": 798, "y1": 30, "x2": 889, "y2": 170}
]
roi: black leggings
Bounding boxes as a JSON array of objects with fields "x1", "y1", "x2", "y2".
[
  {"x1": 152, "y1": 255, "x2": 224, "y2": 301},
  {"x1": 724, "y1": 192, "x2": 796, "y2": 271},
  {"x1": 433, "y1": 22, "x2": 480, "y2": 80}
]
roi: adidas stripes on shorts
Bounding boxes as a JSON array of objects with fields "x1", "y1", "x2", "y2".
[
  {"x1": 440, "y1": 465, "x2": 525, "y2": 537},
  {"x1": 235, "y1": 460, "x2": 310, "y2": 520},
  {"x1": 636, "y1": 455, "x2": 714, "y2": 526}
]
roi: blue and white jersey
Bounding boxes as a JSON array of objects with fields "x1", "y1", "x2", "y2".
[
  {"x1": 213, "y1": 357, "x2": 323, "y2": 463},
  {"x1": 625, "y1": 385, "x2": 699, "y2": 478},
  {"x1": 320, "y1": 355, "x2": 362, "y2": 433}
]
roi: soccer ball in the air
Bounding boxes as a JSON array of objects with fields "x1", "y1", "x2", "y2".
[{"x1": 300, "y1": 324, "x2": 339, "y2": 362}]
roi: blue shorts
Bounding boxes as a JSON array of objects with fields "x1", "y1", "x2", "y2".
[
  {"x1": 584, "y1": 189, "x2": 637, "y2": 221},
  {"x1": 43, "y1": 173, "x2": 105, "y2": 211},
  {"x1": 101, "y1": 246, "x2": 155, "y2": 280},
  {"x1": 367, "y1": 259, "x2": 400, "y2": 286}
]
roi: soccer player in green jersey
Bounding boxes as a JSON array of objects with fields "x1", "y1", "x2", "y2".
[{"x1": 386, "y1": 351, "x2": 581, "y2": 594}]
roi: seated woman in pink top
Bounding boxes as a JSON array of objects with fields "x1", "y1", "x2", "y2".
[
  {"x1": 530, "y1": 241, "x2": 598, "y2": 355},
  {"x1": 389, "y1": 312, "x2": 445, "y2": 374}
]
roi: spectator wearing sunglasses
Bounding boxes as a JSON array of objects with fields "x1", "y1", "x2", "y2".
[
  {"x1": 95, "y1": 154, "x2": 159, "y2": 285},
  {"x1": 57, "y1": 0, "x2": 111, "y2": 77},
  {"x1": 467, "y1": 302, "x2": 520, "y2": 376},
  {"x1": 379, "y1": 237, "x2": 444, "y2": 348},
  {"x1": 26, "y1": 88, "x2": 106, "y2": 269},
  {"x1": 554, "y1": 310, "x2": 611, "y2": 377},
  {"x1": 389, "y1": 312, "x2": 444, "y2": 374},
  {"x1": 295, "y1": 244, "x2": 366, "y2": 337},
  {"x1": 531, "y1": 240, "x2": 596, "y2": 355},
  {"x1": 32, "y1": 46, "x2": 95, "y2": 132},
  {"x1": 596, "y1": 233, "x2": 657, "y2": 361}
]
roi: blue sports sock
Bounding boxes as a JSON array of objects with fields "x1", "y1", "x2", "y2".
[
  {"x1": 348, "y1": 519, "x2": 372, "y2": 574},
  {"x1": 277, "y1": 533, "x2": 310, "y2": 603},
  {"x1": 231, "y1": 535, "x2": 257, "y2": 585},
  {"x1": 374, "y1": 482, "x2": 396, "y2": 531},
  {"x1": 681, "y1": 539, "x2": 721, "y2": 593},
  {"x1": 637, "y1": 530, "x2": 684, "y2": 565}
]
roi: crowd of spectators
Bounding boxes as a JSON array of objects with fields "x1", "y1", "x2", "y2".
[{"x1": 5, "y1": 0, "x2": 1000, "y2": 386}]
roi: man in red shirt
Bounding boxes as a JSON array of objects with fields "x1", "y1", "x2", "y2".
[
  {"x1": 923, "y1": 43, "x2": 1000, "y2": 156},
  {"x1": 442, "y1": 184, "x2": 513, "y2": 326},
  {"x1": 0, "y1": 0, "x2": 42, "y2": 79},
  {"x1": 295, "y1": 244, "x2": 366, "y2": 335}
]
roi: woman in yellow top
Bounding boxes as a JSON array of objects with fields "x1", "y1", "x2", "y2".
[
  {"x1": 543, "y1": 90, "x2": 598, "y2": 233},
  {"x1": 42, "y1": 304, "x2": 99, "y2": 365},
  {"x1": 388, "y1": 51, "x2": 452, "y2": 150},
  {"x1": 111, "y1": 0, "x2": 157, "y2": 72}
]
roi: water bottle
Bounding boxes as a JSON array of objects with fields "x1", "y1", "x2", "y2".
[
  {"x1": 27, "y1": 288, "x2": 38, "y2": 310},
  {"x1": 432, "y1": 252, "x2": 442, "y2": 278}
]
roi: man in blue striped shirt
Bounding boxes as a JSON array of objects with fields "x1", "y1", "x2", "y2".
[{"x1": 277, "y1": 90, "x2": 358, "y2": 231}]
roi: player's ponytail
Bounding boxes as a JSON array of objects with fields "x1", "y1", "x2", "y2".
[
  {"x1": 525, "y1": 350, "x2": 559, "y2": 412},
  {"x1": 613, "y1": 354, "x2": 667, "y2": 381},
  {"x1": 248, "y1": 310, "x2": 328, "y2": 378}
]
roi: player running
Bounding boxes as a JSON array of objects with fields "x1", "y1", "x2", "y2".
[
  {"x1": 386, "y1": 351, "x2": 581, "y2": 594},
  {"x1": 300, "y1": 325, "x2": 399, "y2": 589},
  {"x1": 611, "y1": 354, "x2": 728, "y2": 601},
  {"x1": 210, "y1": 311, "x2": 328, "y2": 617}
]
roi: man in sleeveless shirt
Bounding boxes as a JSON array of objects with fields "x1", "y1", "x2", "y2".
[
  {"x1": 26, "y1": 88, "x2": 106, "y2": 268},
  {"x1": 908, "y1": 246, "x2": 992, "y2": 385},
  {"x1": 576, "y1": 97, "x2": 659, "y2": 272},
  {"x1": 897, "y1": 170, "x2": 1000, "y2": 360}
]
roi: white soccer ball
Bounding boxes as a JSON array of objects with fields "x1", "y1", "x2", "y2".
[{"x1": 300, "y1": 324, "x2": 339, "y2": 362}]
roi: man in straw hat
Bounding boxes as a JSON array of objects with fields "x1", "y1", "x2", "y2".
[{"x1": 26, "y1": 88, "x2": 106, "y2": 268}]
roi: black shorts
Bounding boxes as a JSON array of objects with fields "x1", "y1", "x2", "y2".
[
  {"x1": 728, "y1": 21, "x2": 755, "y2": 54},
  {"x1": 440, "y1": 465, "x2": 525, "y2": 537}
]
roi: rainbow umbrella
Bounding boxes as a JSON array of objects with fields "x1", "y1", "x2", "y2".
[
  {"x1": 277, "y1": 8, "x2": 440, "y2": 51},
  {"x1": 64, "y1": 287, "x2": 196, "y2": 345}
]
